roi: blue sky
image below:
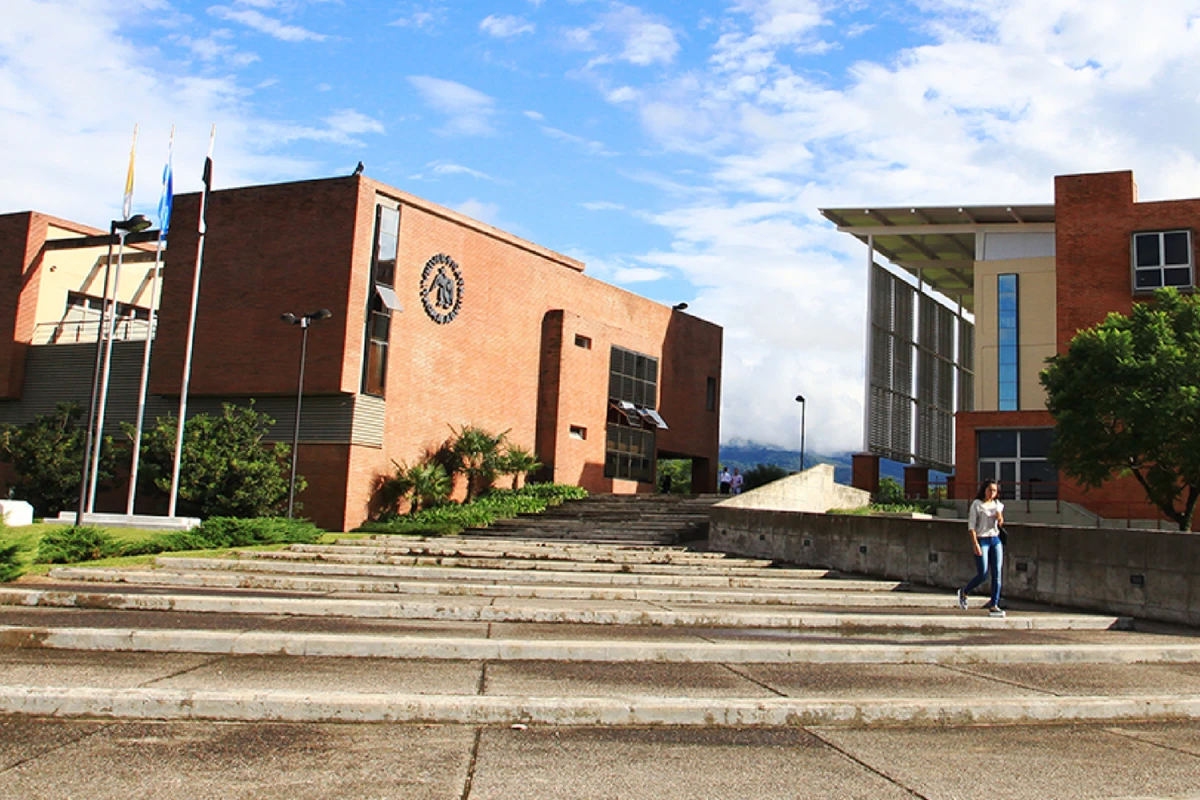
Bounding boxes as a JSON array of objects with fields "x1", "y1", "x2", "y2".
[{"x1": 5, "y1": 0, "x2": 1200, "y2": 454}]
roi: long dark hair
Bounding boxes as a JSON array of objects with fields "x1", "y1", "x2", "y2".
[{"x1": 975, "y1": 479, "x2": 998, "y2": 502}]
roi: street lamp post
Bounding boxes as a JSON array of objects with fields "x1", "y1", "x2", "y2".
[
  {"x1": 281, "y1": 309, "x2": 332, "y2": 518},
  {"x1": 795, "y1": 394, "x2": 806, "y2": 473},
  {"x1": 75, "y1": 214, "x2": 152, "y2": 527}
]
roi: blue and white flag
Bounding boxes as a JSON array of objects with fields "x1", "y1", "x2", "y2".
[{"x1": 158, "y1": 126, "x2": 175, "y2": 238}]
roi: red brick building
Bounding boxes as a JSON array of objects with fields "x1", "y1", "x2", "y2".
[
  {"x1": 824, "y1": 170, "x2": 1198, "y2": 527},
  {"x1": 0, "y1": 175, "x2": 722, "y2": 530}
]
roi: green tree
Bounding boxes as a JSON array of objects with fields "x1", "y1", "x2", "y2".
[
  {"x1": 743, "y1": 463, "x2": 788, "y2": 492},
  {"x1": 657, "y1": 459, "x2": 692, "y2": 494},
  {"x1": 1041, "y1": 287, "x2": 1200, "y2": 530},
  {"x1": 498, "y1": 444, "x2": 542, "y2": 490},
  {"x1": 381, "y1": 460, "x2": 452, "y2": 515},
  {"x1": 127, "y1": 402, "x2": 299, "y2": 519},
  {"x1": 876, "y1": 476, "x2": 905, "y2": 504},
  {"x1": 0, "y1": 403, "x2": 117, "y2": 517},
  {"x1": 448, "y1": 425, "x2": 507, "y2": 501}
]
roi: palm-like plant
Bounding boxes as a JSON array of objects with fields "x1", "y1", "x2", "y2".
[
  {"x1": 381, "y1": 460, "x2": 452, "y2": 515},
  {"x1": 500, "y1": 444, "x2": 542, "y2": 490},
  {"x1": 449, "y1": 425, "x2": 508, "y2": 501}
]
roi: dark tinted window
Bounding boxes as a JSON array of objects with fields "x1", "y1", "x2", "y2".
[{"x1": 977, "y1": 430, "x2": 1017, "y2": 458}]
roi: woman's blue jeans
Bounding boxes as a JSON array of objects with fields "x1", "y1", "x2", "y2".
[{"x1": 963, "y1": 536, "x2": 1003, "y2": 607}]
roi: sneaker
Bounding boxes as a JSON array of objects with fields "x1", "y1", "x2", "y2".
[
  {"x1": 956, "y1": 588, "x2": 968, "y2": 610},
  {"x1": 988, "y1": 607, "x2": 1006, "y2": 618}
]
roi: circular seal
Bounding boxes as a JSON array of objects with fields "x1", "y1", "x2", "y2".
[{"x1": 419, "y1": 253, "x2": 464, "y2": 324}]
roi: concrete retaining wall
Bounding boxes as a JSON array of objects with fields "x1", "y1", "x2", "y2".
[{"x1": 710, "y1": 507, "x2": 1200, "y2": 627}]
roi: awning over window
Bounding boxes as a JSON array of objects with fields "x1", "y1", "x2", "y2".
[
  {"x1": 610, "y1": 400, "x2": 668, "y2": 430},
  {"x1": 638, "y1": 408, "x2": 669, "y2": 430},
  {"x1": 376, "y1": 284, "x2": 402, "y2": 311}
]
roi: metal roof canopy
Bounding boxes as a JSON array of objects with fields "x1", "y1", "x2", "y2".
[{"x1": 820, "y1": 204, "x2": 1056, "y2": 315}]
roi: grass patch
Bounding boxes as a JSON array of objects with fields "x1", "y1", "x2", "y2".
[
  {"x1": 828, "y1": 501, "x2": 950, "y2": 516},
  {"x1": 0, "y1": 518, "x2": 332, "y2": 579},
  {"x1": 357, "y1": 483, "x2": 589, "y2": 536}
]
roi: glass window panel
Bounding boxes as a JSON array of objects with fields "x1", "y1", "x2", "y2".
[
  {"x1": 610, "y1": 348, "x2": 622, "y2": 372},
  {"x1": 364, "y1": 341, "x2": 387, "y2": 396},
  {"x1": 1163, "y1": 231, "x2": 1190, "y2": 265},
  {"x1": 622, "y1": 376, "x2": 635, "y2": 401},
  {"x1": 998, "y1": 312, "x2": 1017, "y2": 329},
  {"x1": 647, "y1": 358, "x2": 658, "y2": 384},
  {"x1": 370, "y1": 311, "x2": 391, "y2": 341},
  {"x1": 998, "y1": 327, "x2": 1018, "y2": 347},
  {"x1": 623, "y1": 350, "x2": 636, "y2": 376},
  {"x1": 1021, "y1": 460, "x2": 1058, "y2": 499},
  {"x1": 609, "y1": 373, "x2": 620, "y2": 399},
  {"x1": 635, "y1": 355, "x2": 646, "y2": 380},
  {"x1": 998, "y1": 363, "x2": 1018, "y2": 384},
  {"x1": 999, "y1": 461, "x2": 1017, "y2": 499},
  {"x1": 1135, "y1": 234, "x2": 1161, "y2": 268},
  {"x1": 978, "y1": 461, "x2": 997, "y2": 481},
  {"x1": 997, "y1": 274, "x2": 1017, "y2": 293},
  {"x1": 978, "y1": 430, "x2": 1018, "y2": 458},
  {"x1": 604, "y1": 452, "x2": 617, "y2": 478},
  {"x1": 645, "y1": 384, "x2": 657, "y2": 409},
  {"x1": 1020, "y1": 428, "x2": 1054, "y2": 458},
  {"x1": 1164, "y1": 267, "x2": 1192, "y2": 287},
  {"x1": 1136, "y1": 268, "x2": 1163, "y2": 289}
]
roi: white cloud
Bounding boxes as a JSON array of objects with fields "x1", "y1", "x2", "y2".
[
  {"x1": 602, "y1": 0, "x2": 1200, "y2": 452},
  {"x1": 614, "y1": 266, "x2": 667, "y2": 282},
  {"x1": 410, "y1": 160, "x2": 498, "y2": 182},
  {"x1": 480, "y1": 14, "x2": 536, "y2": 38},
  {"x1": 408, "y1": 75, "x2": 497, "y2": 136},
  {"x1": 565, "y1": 3, "x2": 680, "y2": 67},
  {"x1": 523, "y1": 110, "x2": 545, "y2": 121},
  {"x1": 453, "y1": 198, "x2": 502, "y2": 226},
  {"x1": 390, "y1": 4, "x2": 445, "y2": 30},
  {"x1": 322, "y1": 109, "x2": 385, "y2": 137},
  {"x1": 208, "y1": 6, "x2": 327, "y2": 42},
  {"x1": 540, "y1": 125, "x2": 618, "y2": 157},
  {"x1": 0, "y1": 0, "x2": 326, "y2": 226},
  {"x1": 581, "y1": 201, "x2": 626, "y2": 211}
]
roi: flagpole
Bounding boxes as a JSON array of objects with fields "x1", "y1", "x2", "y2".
[
  {"x1": 86, "y1": 124, "x2": 139, "y2": 514},
  {"x1": 168, "y1": 124, "x2": 215, "y2": 518},
  {"x1": 127, "y1": 126, "x2": 173, "y2": 515},
  {"x1": 76, "y1": 233, "x2": 117, "y2": 525}
]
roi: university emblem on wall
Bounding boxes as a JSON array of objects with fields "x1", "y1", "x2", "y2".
[{"x1": 420, "y1": 253, "x2": 464, "y2": 324}]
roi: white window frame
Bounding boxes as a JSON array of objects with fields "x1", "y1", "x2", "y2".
[{"x1": 1131, "y1": 229, "x2": 1193, "y2": 293}]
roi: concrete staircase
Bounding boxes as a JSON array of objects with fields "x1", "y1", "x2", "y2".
[
  {"x1": 3, "y1": 519, "x2": 1200, "y2": 731},
  {"x1": 464, "y1": 493, "x2": 723, "y2": 544}
]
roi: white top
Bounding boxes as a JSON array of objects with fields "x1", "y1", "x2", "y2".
[{"x1": 968, "y1": 499, "x2": 1004, "y2": 539}]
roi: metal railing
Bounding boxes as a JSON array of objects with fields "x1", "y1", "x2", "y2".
[{"x1": 31, "y1": 319, "x2": 155, "y2": 345}]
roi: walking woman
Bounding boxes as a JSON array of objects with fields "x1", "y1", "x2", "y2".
[{"x1": 957, "y1": 479, "x2": 1006, "y2": 617}]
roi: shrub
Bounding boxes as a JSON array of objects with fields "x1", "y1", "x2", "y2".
[
  {"x1": 0, "y1": 403, "x2": 118, "y2": 517},
  {"x1": 126, "y1": 402, "x2": 297, "y2": 519},
  {"x1": 358, "y1": 483, "x2": 587, "y2": 535},
  {"x1": 743, "y1": 463, "x2": 789, "y2": 492},
  {"x1": 0, "y1": 543, "x2": 21, "y2": 582},
  {"x1": 36, "y1": 526, "x2": 118, "y2": 564},
  {"x1": 875, "y1": 477, "x2": 906, "y2": 504},
  {"x1": 657, "y1": 459, "x2": 692, "y2": 494},
  {"x1": 126, "y1": 517, "x2": 324, "y2": 555},
  {"x1": 379, "y1": 460, "x2": 452, "y2": 516},
  {"x1": 448, "y1": 425, "x2": 508, "y2": 500}
]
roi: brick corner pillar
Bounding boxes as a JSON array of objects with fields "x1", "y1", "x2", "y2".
[
  {"x1": 851, "y1": 452, "x2": 880, "y2": 495},
  {"x1": 903, "y1": 464, "x2": 930, "y2": 500}
]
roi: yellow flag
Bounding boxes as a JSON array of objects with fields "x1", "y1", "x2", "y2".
[{"x1": 122, "y1": 124, "x2": 138, "y2": 220}]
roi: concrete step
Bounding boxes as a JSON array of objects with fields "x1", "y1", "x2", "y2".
[
  {"x1": 155, "y1": 556, "x2": 901, "y2": 592},
  {"x1": 42, "y1": 567, "x2": 953, "y2": 607},
  {"x1": 3, "y1": 684, "x2": 1197, "y2": 728},
  {"x1": 5, "y1": 624, "x2": 1198, "y2": 665},
  {"x1": 1, "y1": 588, "x2": 1131, "y2": 631},
  {"x1": 321, "y1": 541, "x2": 774, "y2": 567},
  {"x1": 239, "y1": 548, "x2": 834, "y2": 578}
]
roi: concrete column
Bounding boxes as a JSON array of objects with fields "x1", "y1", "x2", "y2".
[
  {"x1": 851, "y1": 452, "x2": 880, "y2": 495},
  {"x1": 903, "y1": 464, "x2": 930, "y2": 500}
]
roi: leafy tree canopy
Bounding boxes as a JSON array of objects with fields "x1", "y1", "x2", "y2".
[
  {"x1": 0, "y1": 403, "x2": 117, "y2": 517},
  {"x1": 127, "y1": 402, "x2": 299, "y2": 519},
  {"x1": 1040, "y1": 288, "x2": 1200, "y2": 530}
]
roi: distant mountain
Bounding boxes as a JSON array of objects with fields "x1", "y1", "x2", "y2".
[{"x1": 717, "y1": 443, "x2": 907, "y2": 486}]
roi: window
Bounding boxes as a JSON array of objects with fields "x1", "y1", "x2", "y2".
[
  {"x1": 706, "y1": 377, "x2": 717, "y2": 412},
  {"x1": 361, "y1": 204, "x2": 400, "y2": 396},
  {"x1": 66, "y1": 291, "x2": 150, "y2": 321},
  {"x1": 977, "y1": 428, "x2": 1057, "y2": 500},
  {"x1": 605, "y1": 346, "x2": 662, "y2": 482},
  {"x1": 569, "y1": 425, "x2": 587, "y2": 440},
  {"x1": 1133, "y1": 230, "x2": 1193, "y2": 291},
  {"x1": 574, "y1": 334, "x2": 592, "y2": 349},
  {"x1": 997, "y1": 274, "x2": 1018, "y2": 411}
]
